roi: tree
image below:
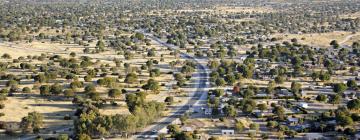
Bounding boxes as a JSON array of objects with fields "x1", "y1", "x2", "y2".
[
  {"x1": 39, "y1": 85, "x2": 50, "y2": 96},
  {"x1": 346, "y1": 80, "x2": 357, "y2": 89},
  {"x1": 243, "y1": 89, "x2": 254, "y2": 98},
  {"x1": 181, "y1": 65, "x2": 195, "y2": 76},
  {"x1": 257, "y1": 103, "x2": 267, "y2": 112},
  {"x1": 20, "y1": 112, "x2": 44, "y2": 133},
  {"x1": 58, "y1": 134, "x2": 69, "y2": 140},
  {"x1": 167, "y1": 124, "x2": 180, "y2": 134},
  {"x1": 267, "y1": 121, "x2": 278, "y2": 130},
  {"x1": 50, "y1": 83, "x2": 63, "y2": 95},
  {"x1": 290, "y1": 82, "x2": 302, "y2": 94},
  {"x1": 223, "y1": 105, "x2": 236, "y2": 117},
  {"x1": 125, "y1": 92, "x2": 146, "y2": 113},
  {"x1": 319, "y1": 72, "x2": 331, "y2": 81},
  {"x1": 250, "y1": 123, "x2": 260, "y2": 132},
  {"x1": 22, "y1": 87, "x2": 31, "y2": 93},
  {"x1": 34, "y1": 74, "x2": 48, "y2": 83},
  {"x1": 275, "y1": 76, "x2": 285, "y2": 84},
  {"x1": 134, "y1": 32, "x2": 145, "y2": 40},
  {"x1": 329, "y1": 94, "x2": 342, "y2": 105},
  {"x1": 235, "y1": 121, "x2": 245, "y2": 133},
  {"x1": 164, "y1": 96, "x2": 174, "y2": 104},
  {"x1": 273, "y1": 106, "x2": 285, "y2": 120},
  {"x1": 64, "y1": 89, "x2": 75, "y2": 97},
  {"x1": 347, "y1": 99, "x2": 360, "y2": 110},
  {"x1": 333, "y1": 83, "x2": 347, "y2": 94},
  {"x1": 124, "y1": 73, "x2": 138, "y2": 84},
  {"x1": 285, "y1": 130, "x2": 297, "y2": 138},
  {"x1": 311, "y1": 72, "x2": 319, "y2": 81},
  {"x1": 337, "y1": 115, "x2": 354, "y2": 127},
  {"x1": 330, "y1": 40, "x2": 339, "y2": 49},
  {"x1": 108, "y1": 88, "x2": 122, "y2": 98},
  {"x1": 142, "y1": 79, "x2": 160, "y2": 93},
  {"x1": 215, "y1": 78, "x2": 226, "y2": 87},
  {"x1": 225, "y1": 74, "x2": 236, "y2": 85},
  {"x1": 316, "y1": 94, "x2": 327, "y2": 102},
  {"x1": 84, "y1": 84, "x2": 96, "y2": 94}
]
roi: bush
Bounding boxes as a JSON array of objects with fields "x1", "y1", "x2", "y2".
[
  {"x1": 22, "y1": 87, "x2": 31, "y2": 93},
  {"x1": 64, "y1": 89, "x2": 75, "y2": 97},
  {"x1": 0, "y1": 103, "x2": 5, "y2": 109},
  {"x1": 164, "y1": 96, "x2": 174, "y2": 104}
]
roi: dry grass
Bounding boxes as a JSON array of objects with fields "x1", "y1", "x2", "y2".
[
  {"x1": 274, "y1": 31, "x2": 359, "y2": 47},
  {"x1": 0, "y1": 95, "x2": 74, "y2": 126},
  {"x1": 341, "y1": 11, "x2": 360, "y2": 19},
  {"x1": 215, "y1": 6, "x2": 275, "y2": 13}
]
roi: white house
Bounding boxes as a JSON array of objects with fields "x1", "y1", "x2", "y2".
[{"x1": 221, "y1": 129, "x2": 235, "y2": 135}]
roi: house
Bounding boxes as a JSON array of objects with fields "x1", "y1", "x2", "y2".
[
  {"x1": 0, "y1": 121, "x2": 20, "y2": 132},
  {"x1": 287, "y1": 117, "x2": 299, "y2": 125},
  {"x1": 172, "y1": 118, "x2": 181, "y2": 125},
  {"x1": 204, "y1": 108, "x2": 212, "y2": 115},
  {"x1": 277, "y1": 89, "x2": 292, "y2": 97},
  {"x1": 181, "y1": 126, "x2": 193, "y2": 132},
  {"x1": 304, "y1": 133, "x2": 324, "y2": 140},
  {"x1": 299, "y1": 102, "x2": 309, "y2": 109},
  {"x1": 221, "y1": 129, "x2": 235, "y2": 135},
  {"x1": 355, "y1": 133, "x2": 360, "y2": 140}
]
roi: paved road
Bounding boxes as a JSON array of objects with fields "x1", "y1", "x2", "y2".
[{"x1": 133, "y1": 32, "x2": 209, "y2": 139}]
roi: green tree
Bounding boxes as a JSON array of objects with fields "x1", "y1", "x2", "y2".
[
  {"x1": 108, "y1": 88, "x2": 122, "y2": 98},
  {"x1": 347, "y1": 99, "x2": 360, "y2": 110},
  {"x1": 273, "y1": 106, "x2": 285, "y2": 120},
  {"x1": 124, "y1": 73, "x2": 138, "y2": 84},
  {"x1": 316, "y1": 94, "x2": 327, "y2": 102},
  {"x1": 142, "y1": 79, "x2": 160, "y2": 93},
  {"x1": 20, "y1": 112, "x2": 44, "y2": 133},
  {"x1": 250, "y1": 123, "x2": 260, "y2": 132},
  {"x1": 347, "y1": 80, "x2": 357, "y2": 89},
  {"x1": 215, "y1": 78, "x2": 226, "y2": 87},
  {"x1": 337, "y1": 115, "x2": 354, "y2": 127},
  {"x1": 257, "y1": 103, "x2": 267, "y2": 112},
  {"x1": 329, "y1": 94, "x2": 342, "y2": 105},
  {"x1": 223, "y1": 105, "x2": 237, "y2": 117},
  {"x1": 39, "y1": 85, "x2": 50, "y2": 96},
  {"x1": 291, "y1": 82, "x2": 302, "y2": 94},
  {"x1": 333, "y1": 83, "x2": 347, "y2": 94},
  {"x1": 275, "y1": 76, "x2": 285, "y2": 84},
  {"x1": 235, "y1": 121, "x2": 245, "y2": 133}
]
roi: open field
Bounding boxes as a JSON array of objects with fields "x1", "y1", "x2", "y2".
[{"x1": 274, "y1": 31, "x2": 360, "y2": 47}]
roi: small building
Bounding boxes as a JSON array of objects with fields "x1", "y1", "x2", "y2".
[
  {"x1": 221, "y1": 129, "x2": 235, "y2": 135},
  {"x1": 181, "y1": 126, "x2": 193, "y2": 132},
  {"x1": 304, "y1": 133, "x2": 324, "y2": 140},
  {"x1": 299, "y1": 102, "x2": 309, "y2": 109}
]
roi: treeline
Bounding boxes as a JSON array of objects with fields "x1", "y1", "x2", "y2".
[{"x1": 73, "y1": 91, "x2": 165, "y2": 139}]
